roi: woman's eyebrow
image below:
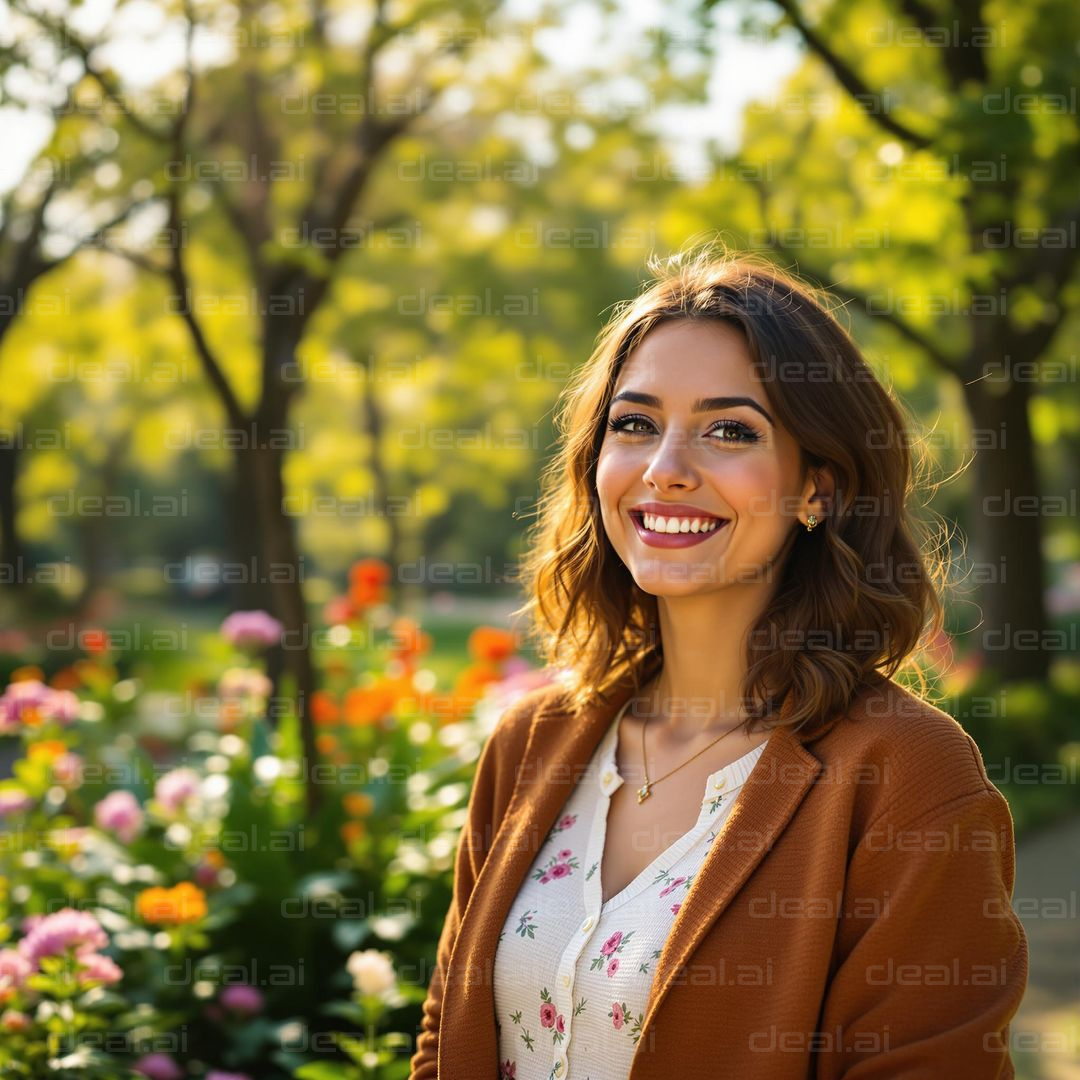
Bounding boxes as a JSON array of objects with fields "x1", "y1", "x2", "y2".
[{"x1": 609, "y1": 390, "x2": 774, "y2": 427}]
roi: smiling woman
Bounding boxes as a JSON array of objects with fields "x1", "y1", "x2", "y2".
[
  {"x1": 519, "y1": 244, "x2": 944, "y2": 736},
  {"x1": 409, "y1": 243, "x2": 1027, "y2": 1080}
]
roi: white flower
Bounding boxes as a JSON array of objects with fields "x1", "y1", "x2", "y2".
[{"x1": 345, "y1": 949, "x2": 396, "y2": 998}]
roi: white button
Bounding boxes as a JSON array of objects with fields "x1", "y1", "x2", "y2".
[
  {"x1": 713, "y1": 778, "x2": 726, "y2": 789},
  {"x1": 602, "y1": 770, "x2": 613, "y2": 783},
  {"x1": 582, "y1": 917, "x2": 593, "y2": 932},
  {"x1": 562, "y1": 973, "x2": 570, "y2": 986}
]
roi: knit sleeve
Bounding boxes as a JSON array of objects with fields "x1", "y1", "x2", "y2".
[
  {"x1": 813, "y1": 784, "x2": 1028, "y2": 1079},
  {"x1": 408, "y1": 689, "x2": 547, "y2": 1079}
]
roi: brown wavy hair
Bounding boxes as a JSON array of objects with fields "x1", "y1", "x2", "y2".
[{"x1": 512, "y1": 241, "x2": 949, "y2": 736}]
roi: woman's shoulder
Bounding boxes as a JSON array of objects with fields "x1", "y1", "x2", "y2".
[
  {"x1": 479, "y1": 679, "x2": 574, "y2": 772},
  {"x1": 810, "y1": 673, "x2": 1007, "y2": 831}
]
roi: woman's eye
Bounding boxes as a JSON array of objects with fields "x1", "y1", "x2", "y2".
[
  {"x1": 709, "y1": 421, "x2": 761, "y2": 444},
  {"x1": 606, "y1": 413, "x2": 654, "y2": 435},
  {"x1": 606, "y1": 414, "x2": 761, "y2": 444}
]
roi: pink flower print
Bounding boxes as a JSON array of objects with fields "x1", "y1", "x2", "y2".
[
  {"x1": 600, "y1": 930, "x2": 623, "y2": 956},
  {"x1": 671, "y1": 902, "x2": 682, "y2": 915},
  {"x1": 540, "y1": 1002, "x2": 556, "y2": 1028},
  {"x1": 532, "y1": 850, "x2": 580, "y2": 885},
  {"x1": 500, "y1": 1060, "x2": 516, "y2": 1079},
  {"x1": 557, "y1": 815, "x2": 577, "y2": 830},
  {"x1": 607, "y1": 958, "x2": 619, "y2": 978},
  {"x1": 611, "y1": 1002, "x2": 624, "y2": 1029},
  {"x1": 556, "y1": 1014, "x2": 565, "y2": 1034},
  {"x1": 659, "y1": 876, "x2": 686, "y2": 898}
]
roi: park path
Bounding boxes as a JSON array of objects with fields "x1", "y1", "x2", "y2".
[{"x1": 1011, "y1": 812, "x2": 1080, "y2": 1079}]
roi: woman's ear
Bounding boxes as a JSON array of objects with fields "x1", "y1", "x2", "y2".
[{"x1": 801, "y1": 463, "x2": 836, "y2": 525}]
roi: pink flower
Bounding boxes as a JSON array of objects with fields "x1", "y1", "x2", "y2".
[
  {"x1": 607, "y1": 958, "x2": 619, "y2": 977},
  {"x1": 52, "y1": 752, "x2": 84, "y2": 787},
  {"x1": 154, "y1": 768, "x2": 201, "y2": 813},
  {"x1": 539, "y1": 874, "x2": 551, "y2": 884},
  {"x1": 549, "y1": 863, "x2": 571, "y2": 879},
  {"x1": 499, "y1": 1060, "x2": 517, "y2": 1079},
  {"x1": 194, "y1": 860, "x2": 221, "y2": 888},
  {"x1": 76, "y1": 953, "x2": 123, "y2": 985},
  {"x1": 659, "y1": 877, "x2": 686, "y2": 898},
  {"x1": 42, "y1": 689, "x2": 79, "y2": 725},
  {"x1": 94, "y1": 790, "x2": 144, "y2": 843},
  {"x1": 539, "y1": 1002, "x2": 556, "y2": 1028},
  {"x1": 133, "y1": 1055, "x2": 184, "y2": 1080},
  {"x1": 600, "y1": 931, "x2": 622, "y2": 956},
  {"x1": 557, "y1": 849, "x2": 572, "y2": 859},
  {"x1": 557, "y1": 815, "x2": 577, "y2": 830},
  {"x1": 0, "y1": 788, "x2": 33, "y2": 816},
  {"x1": 17, "y1": 909, "x2": 108, "y2": 964},
  {"x1": 1, "y1": 1009, "x2": 31, "y2": 1032},
  {"x1": 220, "y1": 610, "x2": 283, "y2": 652},
  {"x1": 0, "y1": 949, "x2": 34, "y2": 992},
  {"x1": 671, "y1": 903, "x2": 681, "y2": 915},
  {"x1": 206, "y1": 1073, "x2": 253, "y2": 1080},
  {"x1": 611, "y1": 1002, "x2": 624, "y2": 1029},
  {"x1": 556, "y1": 1013, "x2": 565, "y2": 1033},
  {"x1": 218, "y1": 983, "x2": 264, "y2": 1016},
  {"x1": 0, "y1": 681, "x2": 78, "y2": 732},
  {"x1": 218, "y1": 667, "x2": 273, "y2": 700}
]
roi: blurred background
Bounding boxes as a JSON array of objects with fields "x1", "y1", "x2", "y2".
[{"x1": 0, "y1": 0, "x2": 1077, "y2": 1077}]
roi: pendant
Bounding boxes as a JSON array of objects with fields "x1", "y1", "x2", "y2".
[{"x1": 637, "y1": 782, "x2": 652, "y2": 804}]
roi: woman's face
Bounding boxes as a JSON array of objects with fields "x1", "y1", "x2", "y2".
[{"x1": 596, "y1": 318, "x2": 819, "y2": 597}]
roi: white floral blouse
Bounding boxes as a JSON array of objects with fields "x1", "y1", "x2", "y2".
[{"x1": 492, "y1": 699, "x2": 768, "y2": 1080}]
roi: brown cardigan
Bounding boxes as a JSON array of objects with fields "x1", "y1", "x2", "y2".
[{"x1": 409, "y1": 671, "x2": 1028, "y2": 1079}]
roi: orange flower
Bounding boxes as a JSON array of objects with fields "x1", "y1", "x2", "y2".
[
  {"x1": 203, "y1": 850, "x2": 228, "y2": 869},
  {"x1": 81, "y1": 628, "x2": 110, "y2": 654},
  {"x1": 389, "y1": 617, "x2": 432, "y2": 663},
  {"x1": 311, "y1": 690, "x2": 340, "y2": 726},
  {"x1": 342, "y1": 679, "x2": 400, "y2": 726},
  {"x1": 340, "y1": 820, "x2": 365, "y2": 846},
  {"x1": 10, "y1": 665, "x2": 45, "y2": 683},
  {"x1": 49, "y1": 667, "x2": 83, "y2": 691},
  {"x1": 28, "y1": 740, "x2": 67, "y2": 762},
  {"x1": 137, "y1": 882, "x2": 208, "y2": 925},
  {"x1": 468, "y1": 626, "x2": 517, "y2": 663},
  {"x1": 343, "y1": 791, "x2": 374, "y2": 817},
  {"x1": 316, "y1": 733, "x2": 339, "y2": 755},
  {"x1": 323, "y1": 596, "x2": 356, "y2": 626},
  {"x1": 347, "y1": 558, "x2": 391, "y2": 609},
  {"x1": 219, "y1": 699, "x2": 244, "y2": 733}
]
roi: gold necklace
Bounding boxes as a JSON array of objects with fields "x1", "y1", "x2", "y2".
[{"x1": 631, "y1": 694, "x2": 743, "y2": 805}]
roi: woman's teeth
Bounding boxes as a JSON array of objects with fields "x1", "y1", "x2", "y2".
[{"x1": 641, "y1": 513, "x2": 722, "y2": 534}]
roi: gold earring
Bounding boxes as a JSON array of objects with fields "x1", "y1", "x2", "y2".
[{"x1": 805, "y1": 513, "x2": 818, "y2": 532}]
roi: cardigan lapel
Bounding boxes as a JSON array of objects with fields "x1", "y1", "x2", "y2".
[
  {"x1": 440, "y1": 675, "x2": 826, "y2": 1079},
  {"x1": 440, "y1": 676, "x2": 636, "y2": 1078},
  {"x1": 636, "y1": 707, "x2": 824, "y2": 1054}
]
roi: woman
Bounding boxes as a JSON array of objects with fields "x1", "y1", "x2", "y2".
[{"x1": 409, "y1": 246, "x2": 1028, "y2": 1080}]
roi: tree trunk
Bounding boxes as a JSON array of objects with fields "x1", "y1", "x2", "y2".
[
  {"x1": 959, "y1": 343, "x2": 1051, "y2": 682},
  {"x1": 0, "y1": 442, "x2": 26, "y2": 595},
  {"x1": 251, "y1": 439, "x2": 321, "y2": 815},
  {"x1": 359, "y1": 361, "x2": 402, "y2": 603},
  {"x1": 225, "y1": 448, "x2": 275, "y2": 613}
]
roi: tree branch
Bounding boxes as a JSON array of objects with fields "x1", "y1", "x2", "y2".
[{"x1": 771, "y1": 0, "x2": 934, "y2": 150}]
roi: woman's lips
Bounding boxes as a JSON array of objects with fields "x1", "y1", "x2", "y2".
[{"x1": 629, "y1": 511, "x2": 730, "y2": 548}]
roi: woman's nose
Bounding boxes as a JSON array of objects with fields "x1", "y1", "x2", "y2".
[{"x1": 641, "y1": 428, "x2": 698, "y2": 489}]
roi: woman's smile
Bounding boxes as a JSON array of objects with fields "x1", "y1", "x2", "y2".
[{"x1": 629, "y1": 509, "x2": 731, "y2": 548}]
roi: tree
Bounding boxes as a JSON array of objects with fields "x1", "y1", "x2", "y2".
[{"x1": 700, "y1": 0, "x2": 1080, "y2": 680}]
